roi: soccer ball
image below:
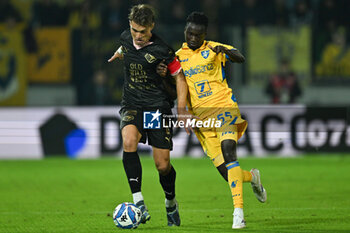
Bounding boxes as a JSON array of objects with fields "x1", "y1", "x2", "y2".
[{"x1": 113, "y1": 202, "x2": 142, "y2": 229}]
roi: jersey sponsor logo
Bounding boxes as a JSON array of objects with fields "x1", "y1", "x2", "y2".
[
  {"x1": 201, "y1": 50, "x2": 210, "y2": 59},
  {"x1": 144, "y1": 53, "x2": 156, "y2": 63},
  {"x1": 183, "y1": 64, "x2": 214, "y2": 77},
  {"x1": 198, "y1": 91, "x2": 212, "y2": 98},
  {"x1": 180, "y1": 58, "x2": 188, "y2": 62},
  {"x1": 143, "y1": 109, "x2": 161, "y2": 129},
  {"x1": 194, "y1": 80, "x2": 213, "y2": 98}
]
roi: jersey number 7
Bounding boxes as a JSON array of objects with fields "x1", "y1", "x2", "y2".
[{"x1": 194, "y1": 80, "x2": 211, "y2": 94}]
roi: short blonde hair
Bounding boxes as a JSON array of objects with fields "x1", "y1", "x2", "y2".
[{"x1": 128, "y1": 4, "x2": 155, "y2": 27}]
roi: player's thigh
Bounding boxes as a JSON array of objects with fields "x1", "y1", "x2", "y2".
[
  {"x1": 218, "y1": 124, "x2": 238, "y2": 143},
  {"x1": 218, "y1": 121, "x2": 247, "y2": 143},
  {"x1": 147, "y1": 127, "x2": 173, "y2": 150},
  {"x1": 120, "y1": 108, "x2": 145, "y2": 151},
  {"x1": 215, "y1": 106, "x2": 247, "y2": 143},
  {"x1": 121, "y1": 125, "x2": 142, "y2": 152},
  {"x1": 195, "y1": 129, "x2": 224, "y2": 167}
]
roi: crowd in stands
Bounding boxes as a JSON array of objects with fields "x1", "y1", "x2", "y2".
[
  {"x1": 1, "y1": 0, "x2": 349, "y2": 105},
  {"x1": 2, "y1": 0, "x2": 349, "y2": 40}
]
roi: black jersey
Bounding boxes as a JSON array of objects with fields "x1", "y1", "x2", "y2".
[{"x1": 119, "y1": 29, "x2": 178, "y2": 109}]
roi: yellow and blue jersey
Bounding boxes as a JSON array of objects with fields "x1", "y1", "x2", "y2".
[
  {"x1": 176, "y1": 41, "x2": 247, "y2": 163},
  {"x1": 176, "y1": 40, "x2": 238, "y2": 110}
]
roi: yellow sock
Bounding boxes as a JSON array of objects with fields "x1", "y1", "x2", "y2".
[
  {"x1": 243, "y1": 170, "x2": 252, "y2": 182},
  {"x1": 226, "y1": 161, "x2": 243, "y2": 209}
]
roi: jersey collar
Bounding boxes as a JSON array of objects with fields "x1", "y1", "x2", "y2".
[
  {"x1": 133, "y1": 40, "x2": 154, "y2": 50},
  {"x1": 182, "y1": 40, "x2": 208, "y2": 52}
]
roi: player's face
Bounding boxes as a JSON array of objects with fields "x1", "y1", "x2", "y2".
[
  {"x1": 129, "y1": 21, "x2": 154, "y2": 47},
  {"x1": 185, "y1": 23, "x2": 206, "y2": 51}
]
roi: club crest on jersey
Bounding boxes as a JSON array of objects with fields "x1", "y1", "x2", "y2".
[
  {"x1": 201, "y1": 50, "x2": 210, "y2": 59},
  {"x1": 144, "y1": 53, "x2": 157, "y2": 63}
]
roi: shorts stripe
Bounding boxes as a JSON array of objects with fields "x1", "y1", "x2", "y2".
[{"x1": 229, "y1": 116, "x2": 238, "y2": 125}]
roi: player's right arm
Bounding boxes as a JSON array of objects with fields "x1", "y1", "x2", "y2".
[
  {"x1": 108, "y1": 46, "x2": 124, "y2": 62},
  {"x1": 208, "y1": 44, "x2": 245, "y2": 63}
]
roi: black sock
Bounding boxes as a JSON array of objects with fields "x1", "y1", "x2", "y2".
[
  {"x1": 159, "y1": 165, "x2": 176, "y2": 200},
  {"x1": 122, "y1": 151, "x2": 142, "y2": 194}
]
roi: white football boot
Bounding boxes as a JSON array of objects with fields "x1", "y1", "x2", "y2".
[
  {"x1": 232, "y1": 208, "x2": 246, "y2": 229},
  {"x1": 250, "y1": 168, "x2": 267, "y2": 203}
]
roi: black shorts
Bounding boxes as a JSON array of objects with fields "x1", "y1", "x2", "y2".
[{"x1": 119, "y1": 107, "x2": 173, "y2": 150}]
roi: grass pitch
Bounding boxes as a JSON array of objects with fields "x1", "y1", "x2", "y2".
[{"x1": 1, "y1": 155, "x2": 350, "y2": 233}]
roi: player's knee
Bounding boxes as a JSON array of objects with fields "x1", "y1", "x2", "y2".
[
  {"x1": 221, "y1": 139, "x2": 237, "y2": 163},
  {"x1": 155, "y1": 160, "x2": 171, "y2": 175},
  {"x1": 123, "y1": 136, "x2": 139, "y2": 152}
]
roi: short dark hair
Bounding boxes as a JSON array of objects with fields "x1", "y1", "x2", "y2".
[
  {"x1": 186, "y1": 12, "x2": 208, "y2": 28},
  {"x1": 128, "y1": 4, "x2": 155, "y2": 27}
]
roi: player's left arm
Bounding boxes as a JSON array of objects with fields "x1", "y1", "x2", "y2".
[
  {"x1": 173, "y1": 70, "x2": 195, "y2": 135},
  {"x1": 208, "y1": 44, "x2": 245, "y2": 63},
  {"x1": 156, "y1": 59, "x2": 176, "y2": 101}
]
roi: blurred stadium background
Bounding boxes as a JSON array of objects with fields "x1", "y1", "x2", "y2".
[{"x1": 0, "y1": 0, "x2": 349, "y2": 158}]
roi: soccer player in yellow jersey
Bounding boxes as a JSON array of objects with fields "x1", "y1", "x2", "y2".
[{"x1": 157, "y1": 12, "x2": 267, "y2": 229}]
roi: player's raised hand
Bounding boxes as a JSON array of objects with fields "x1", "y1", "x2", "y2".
[
  {"x1": 108, "y1": 48, "x2": 124, "y2": 62},
  {"x1": 209, "y1": 44, "x2": 245, "y2": 63},
  {"x1": 208, "y1": 44, "x2": 227, "y2": 54},
  {"x1": 156, "y1": 59, "x2": 168, "y2": 77}
]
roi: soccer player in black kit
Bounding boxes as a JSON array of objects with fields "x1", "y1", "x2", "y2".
[{"x1": 108, "y1": 4, "x2": 190, "y2": 227}]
